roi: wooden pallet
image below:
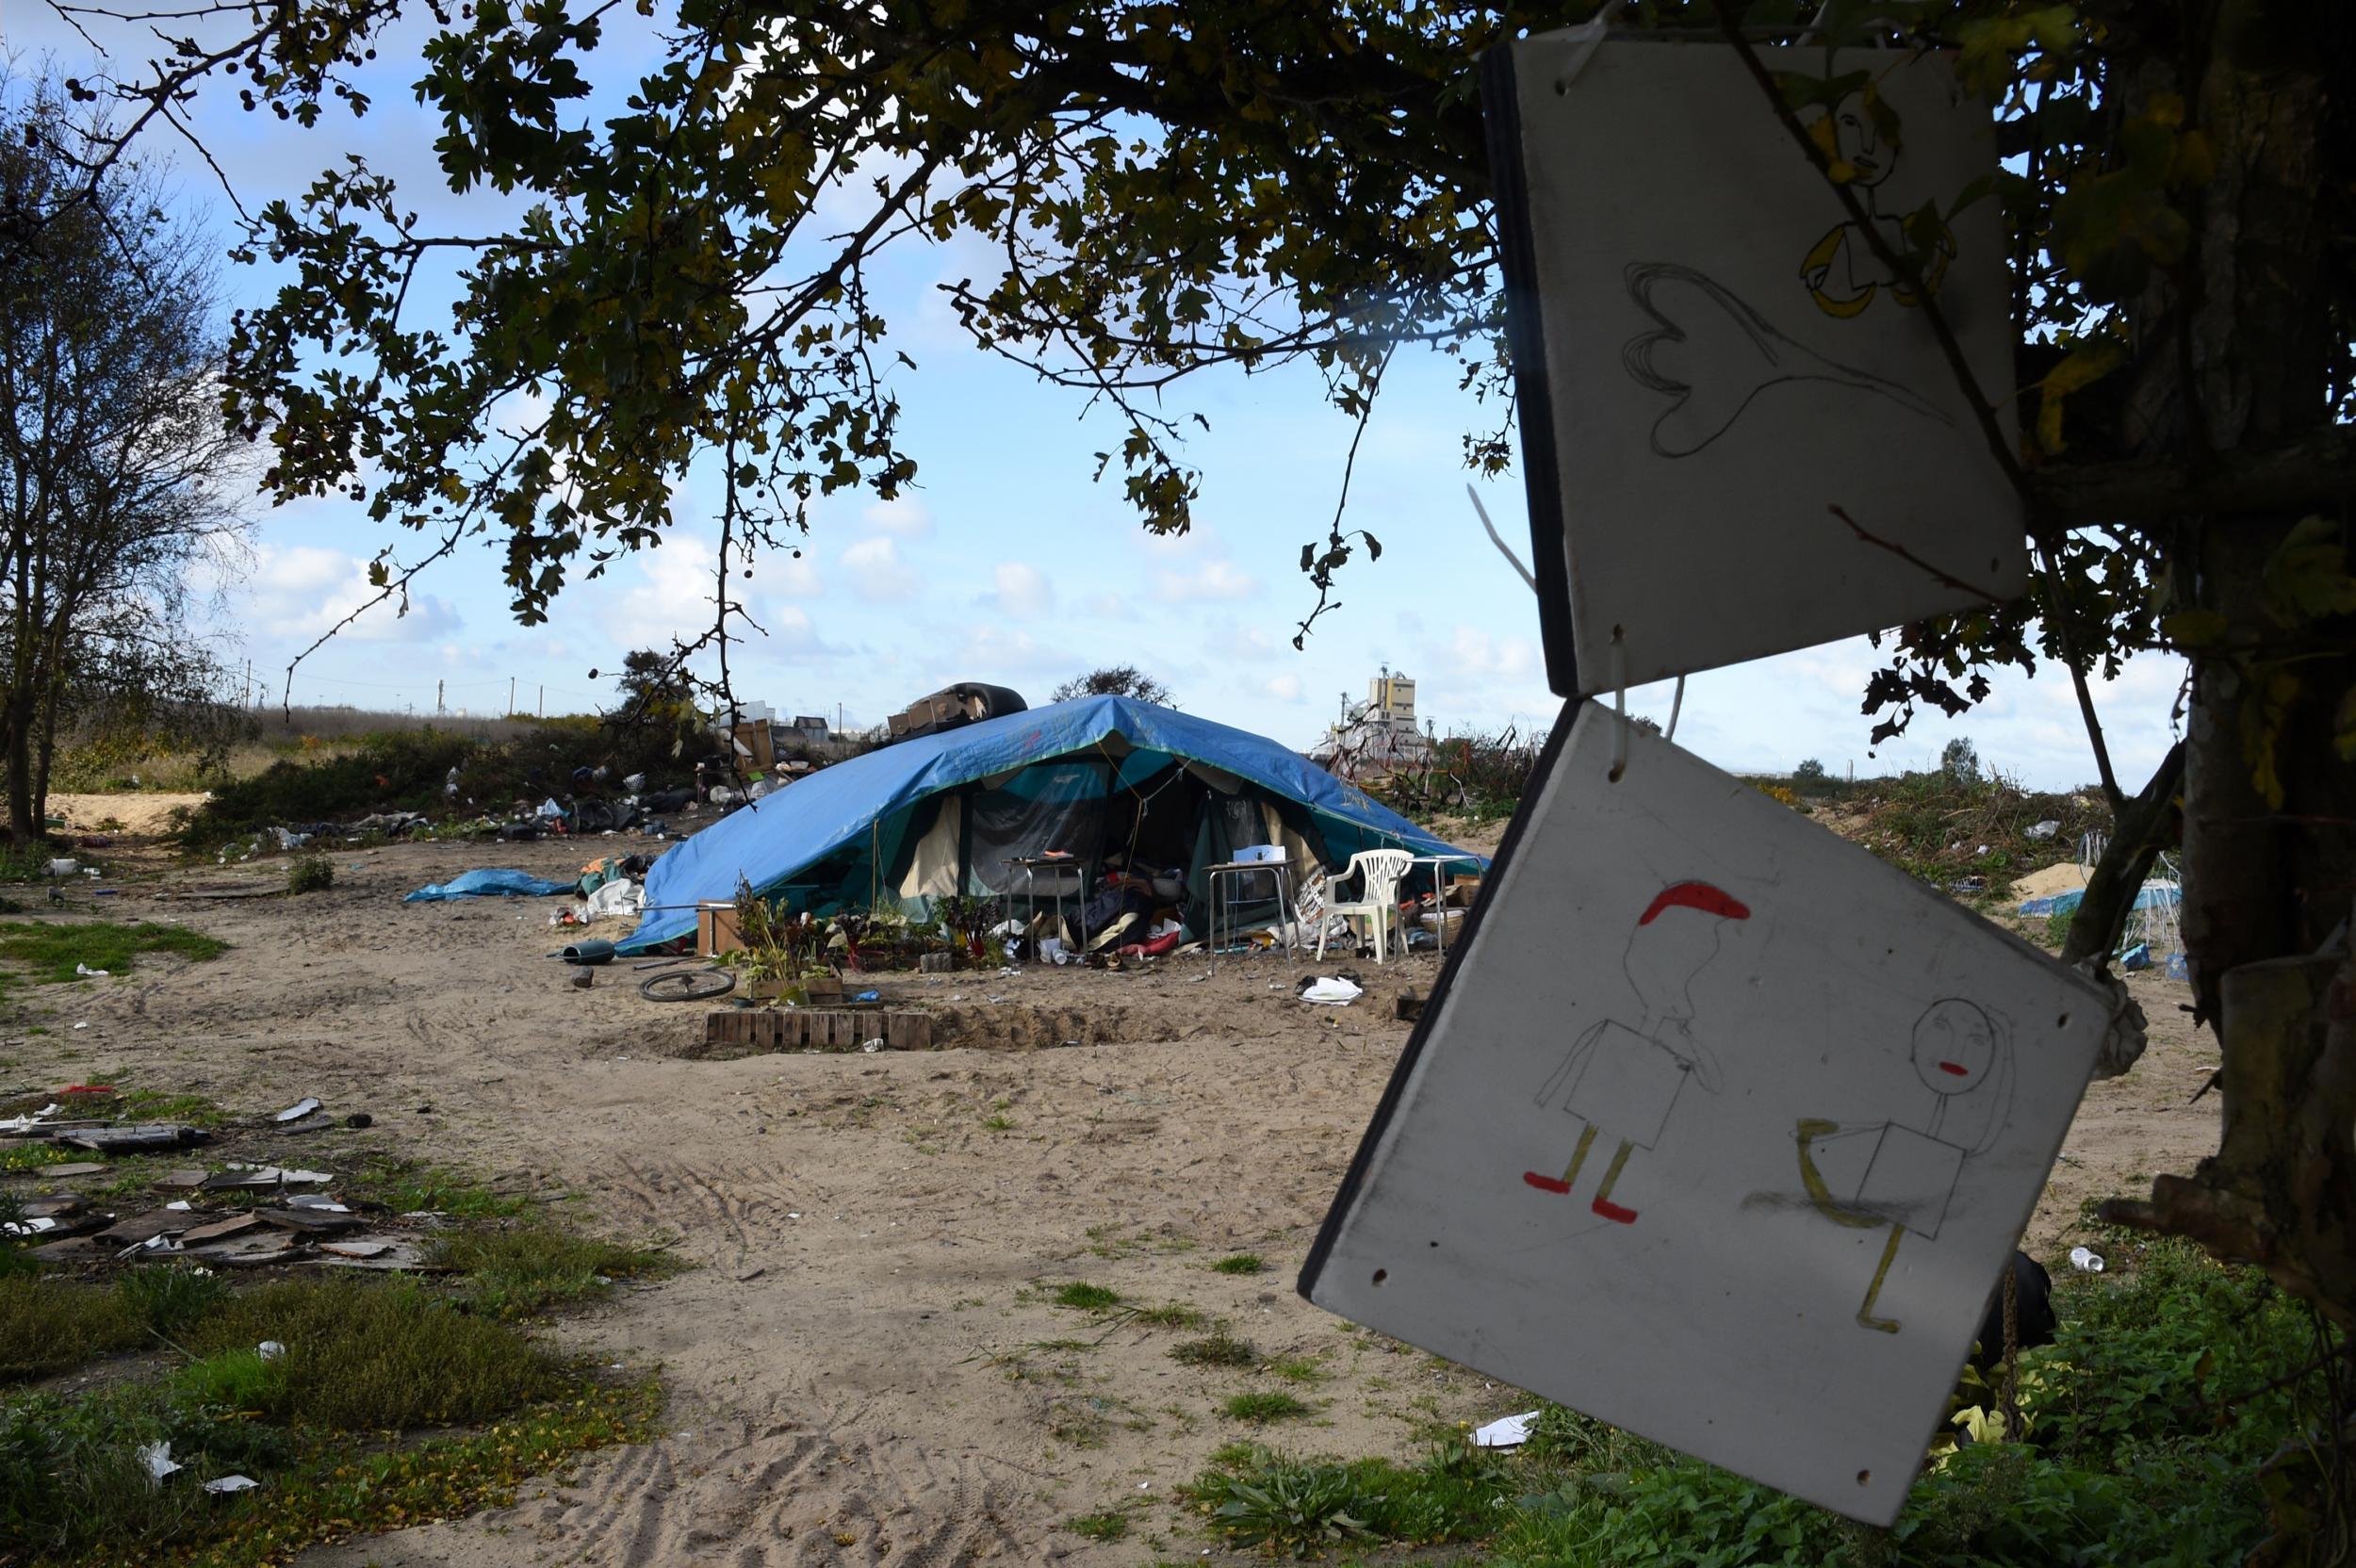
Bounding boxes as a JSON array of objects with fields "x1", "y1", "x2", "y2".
[{"x1": 703, "y1": 1009, "x2": 934, "y2": 1053}]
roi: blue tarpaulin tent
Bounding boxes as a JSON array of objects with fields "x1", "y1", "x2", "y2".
[{"x1": 619, "y1": 694, "x2": 1481, "y2": 953}]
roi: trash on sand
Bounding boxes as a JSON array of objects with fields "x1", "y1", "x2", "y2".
[
  {"x1": 287, "y1": 1195, "x2": 352, "y2": 1212},
  {"x1": 1473, "y1": 1410, "x2": 1541, "y2": 1449},
  {"x1": 182, "y1": 1213, "x2": 262, "y2": 1243},
  {"x1": 40, "y1": 1161, "x2": 106, "y2": 1178},
  {"x1": 1038, "y1": 937, "x2": 1077, "y2": 965},
  {"x1": 257, "y1": 1341, "x2": 285, "y2": 1361},
  {"x1": 0, "y1": 1102, "x2": 61, "y2": 1134},
  {"x1": 203, "y1": 1476, "x2": 260, "y2": 1494},
  {"x1": 46, "y1": 858, "x2": 76, "y2": 876},
  {"x1": 559, "y1": 939, "x2": 616, "y2": 965},
  {"x1": 854, "y1": 989, "x2": 880, "y2": 1003},
  {"x1": 2120, "y1": 942, "x2": 2151, "y2": 972},
  {"x1": 860, "y1": 1038, "x2": 884, "y2": 1054},
  {"x1": 536, "y1": 797, "x2": 566, "y2": 819},
  {"x1": 272, "y1": 1097, "x2": 323, "y2": 1123},
  {"x1": 1300, "y1": 976, "x2": 1365, "y2": 1006},
  {"x1": 404, "y1": 869, "x2": 573, "y2": 903},
  {"x1": 2070, "y1": 1246, "x2": 2106, "y2": 1272},
  {"x1": 2025, "y1": 820, "x2": 2062, "y2": 840},
  {"x1": 1, "y1": 1217, "x2": 58, "y2": 1236},
  {"x1": 165, "y1": 1200, "x2": 193, "y2": 1211},
  {"x1": 141, "y1": 1441, "x2": 184, "y2": 1481},
  {"x1": 74, "y1": 963, "x2": 110, "y2": 977}
]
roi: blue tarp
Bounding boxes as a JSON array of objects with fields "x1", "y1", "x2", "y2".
[
  {"x1": 620, "y1": 694, "x2": 1481, "y2": 953},
  {"x1": 2018, "y1": 881, "x2": 2183, "y2": 920},
  {"x1": 404, "y1": 868, "x2": 573, "y2": 903}
]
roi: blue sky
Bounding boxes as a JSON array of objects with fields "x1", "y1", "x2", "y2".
[{"x1": 8, "y1": 9, "x2": 2186, "y2": 789}]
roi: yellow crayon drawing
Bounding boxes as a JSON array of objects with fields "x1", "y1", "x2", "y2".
[{"x1": 1799, "y1": 90, "x2": 1957, "y2": 318}]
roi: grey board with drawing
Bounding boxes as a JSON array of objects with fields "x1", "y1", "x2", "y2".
[
  {"x1": 1299, "y1": 704, "x2": 2108, "y2": 1525},
  {"x1": 1483, "y1": 32, "x2": 2027, "y2": 696}
]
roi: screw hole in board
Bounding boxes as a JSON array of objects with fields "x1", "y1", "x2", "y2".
[
  {"x1": 1372, "y1": 1268, "x2": 1388, "y2": 1285},
  {"x1": 2057, "y1": 1013, "x2": 2071, "y2": 1028},
  {"x1": 1857, "y1": 1469, "x2": 1871, "y2": 1486}
]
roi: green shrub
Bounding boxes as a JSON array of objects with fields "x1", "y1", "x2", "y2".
[
  {"x1": 1053, "y1": 1282, "x2": 1122, "y2": 1311},
  {"x1": 1221, "y1": 1391, "x2": 1312, "y2": 1423},
  {"x1": 1171, "y1": 1332, "x2": 1257, "y2": 1368},
  {"x1": 287, "y1": 854, "x2": 335, "y2": 893},
  {"x1": 426, "y1": 1227, "x2": 674, "y2": 1318},
  {"x1": 1212, "y1": 1252, "x2": 1268, "y2": 1275}
]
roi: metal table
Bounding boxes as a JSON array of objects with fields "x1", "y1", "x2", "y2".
[
  {"x1": 1410, "y1": 853, "x2": 1485, "y2": 956},
  {"x1": 1006, "y1": 856, "x2": 1088, "y2": 951},
  {"x1": 1205, "y1": 857, "x2": 1300, "y2": 970}
]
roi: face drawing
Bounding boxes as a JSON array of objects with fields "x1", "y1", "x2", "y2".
[
  {"x1": 1912, "y1": 999, "x2": 1998, "y2": 1095},
  {"x1": 1833, "y1": 93, "x2": 1895, "y2": 188}
]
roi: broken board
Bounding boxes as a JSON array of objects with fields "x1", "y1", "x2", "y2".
[
  {"x1": 1483, "y1": 30, "x2": 2023, "y2": 694},
  {"x1": 1301, "y1": 703, "x2": 2109, "y2": 1525}
]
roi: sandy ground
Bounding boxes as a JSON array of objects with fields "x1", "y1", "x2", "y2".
[
  {"x1": 42, "y1": 791, "x2": 212, "y2": 838},
  {"x1": 2, "y1": 820, "x2": 2217, "y2": 1566}
]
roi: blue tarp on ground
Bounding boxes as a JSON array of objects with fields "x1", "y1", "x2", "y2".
[
  {"x1": 2018, "y1": 881, "x2": 2183, "y2": 920},
  {"x1": 619, "y1": 694, "x2": 1482, "y2": 953},
  {"x1": 404, "y1": 868, "x2": 574, "y2": 903}
]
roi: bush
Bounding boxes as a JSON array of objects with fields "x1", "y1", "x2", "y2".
[{"x1": 287, "y1": 855, "x2": 335, "y2": 893}]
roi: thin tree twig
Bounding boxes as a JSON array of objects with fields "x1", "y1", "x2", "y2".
[{"x1": 1827, "y1": 504, "x2": 2004, "y2": 600}]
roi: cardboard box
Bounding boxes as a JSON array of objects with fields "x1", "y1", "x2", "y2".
[
  {"x1": 697, "y1": 901, "x2": 745, "y2": 956},
  {"x1": 1447, "y1": 874, "x2": 1483, "y2": 908}
]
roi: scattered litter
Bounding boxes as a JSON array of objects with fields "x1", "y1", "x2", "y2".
[
  {"x1": 182, "y1": 1214, "x2": 262, "y2": 1243},
  {"x1": 0, "y1": 1217, "x2": 58, "y2": 1236},
  {"x1": 257, "y1": 1341, "x2": 286, "y2": 1361},
  {"x1": 272, "y1": 1097, "x2": 323, "y2": 1123},
  {"x1": 0, "y1": 1103, "x2": 62, "y2": 1134},
  {"x1": 203, "y1": 1476, "x2": 259, "y2": 1495},
  {"x1": 74, "y1": 963, "x2": 110, "y2": 977},
  {"x1": 165, "y1": 1200, "x2": 192, "y2": 1211},
  {"x1": 2069, "y1": 1246, "x2": 2106, "y2": 1273},
  {"x1": 38, "y1": 1161, "x2": 106, "y2": 1179},
  {"x1": 72, "y1": 1022, "x2": 87, "y2": 1030},
  {"x1": 860, "y1": 1038, "x2": 883, "y2": 1054},
  {"x1": 1300, "y1": 976, "x2": 1365, "y2": 1006},
  {"x1": 1473, "y1": 1410, "x2": 1540, "y2": 1449},
  {"x1": 2025, "y1": 820, "x2": 2062, "y2": 841},
  {"x1": 287, "y1": 1195, "x2": 352, "y2": 1211},
  {"x1": 854, "y1": 989, "x2": 880, "y2": 1003},
  {"x1": 2120, "y1": 942, "x2": 2151, "y2": 972},
  {"x1": 141, "y1": 1441, "x2": 183, "y2": 1481}
]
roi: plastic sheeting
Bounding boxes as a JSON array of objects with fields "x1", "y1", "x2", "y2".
[{"x1": 403, "y1": 869, "x2": 573, "y2": 903}]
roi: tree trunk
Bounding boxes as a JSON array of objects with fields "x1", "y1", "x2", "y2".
[
  {"x1": 2124, "y1": 0, "x2": 2356, "y2": 1306},
  {"x1": 4, "y1": 698, "x2": 36, "y2": 850}
]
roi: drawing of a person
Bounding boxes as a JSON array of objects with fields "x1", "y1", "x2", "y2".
[
  {"x1": 1798, "y1": 90, "x2": 1955, "y2": 318},
  {"x1": 1522, "y1": 881, "x2": 1751, "y2": 1225},
  {"x1": 1795, "y1": 999, "x2": 2014, "y2": 1332}
]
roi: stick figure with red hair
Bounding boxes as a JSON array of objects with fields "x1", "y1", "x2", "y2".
[{"x1": 1523, "y1": 881, "x2": 1752, "y2": 1224}]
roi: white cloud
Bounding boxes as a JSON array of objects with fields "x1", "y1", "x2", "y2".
[
  {"x1": 1264, "y1": 673, "x2": 1303, "y2": 703},
  {"x1": 1442, "y1": 625, "x2": 1541, "y2": 682},
  {"x1": 239, "y1": 545, "x2": 462, "y2": 645},
  {"x1": 771, "y1": 553, "x2": 824, "y2": 598},
  {"x1": 938, "y1": 626, "x2": 1071, "y2": 679},
  {"x1": 613, "y1": 537, "x2": 719, "y2": 649},
  {"x1": 990, "y1": 562, "x2": 1055, "y2": 619},
  {"x1": 840, "y1": 536, "x2": 916, "y2": 601},
  {"x1": 1154, "y1": 558, "x2": 1259, "y2": 604},
  {"x1": 863, "y1": 497, "x2": 934, "y2": 538}
]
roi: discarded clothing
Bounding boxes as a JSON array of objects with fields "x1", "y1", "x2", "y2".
[{"x1": 403, "y1": 869, "x2": 572, "y2": 903}]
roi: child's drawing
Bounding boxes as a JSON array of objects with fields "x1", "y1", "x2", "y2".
[
  {"x1": 1522, "y1": 880, "x2": 1751, "y2": 1222},
  {"x1": 1794, "y1": 998, "x2": 2014, "y2": 1332},
  {"x1": 1622, "y1": 262, "x2": 1952, "y2": 457},
  {"x1": 1798, "y1": 88, "x2": 1956, "y2": 318}
]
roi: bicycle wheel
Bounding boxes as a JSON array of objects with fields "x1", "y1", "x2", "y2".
[{"x1": 639, "y1": 967, "x2": 738, "y2": 1003}]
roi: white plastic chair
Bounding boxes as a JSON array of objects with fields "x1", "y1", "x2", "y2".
[{"x1": 1317, "y1": 848, "x2": 1415, "y2": 964}]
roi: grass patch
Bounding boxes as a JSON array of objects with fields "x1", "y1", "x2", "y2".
[
  {"x1": 0, "y1": 1353, "x2": 658, "y2": 1564},
  {"x1": 0, "y1": 1143, "x2": 70, "y2": 1174},
  {"x1": 426, "y1": 1226, "x2": 676, "y2": 1318},
  {"x1": 0, "y1": 921, "x2": 227, "y2": 1002},
  {"x1": 1053, "y1": 1281, "x2": 1122, "y2": 1312},
  {"x1": 186, "y1": 1276, "x2": 564, "y2": 1429},
  {"x1": 1221, "y1": 1391, "x2": 1313, "y2": 1424},
  {"x1": 1128, "y1": 1301, "x2": 1208, "y2": 1330},
  {"x1": 1211, "y1": 1252, "x2": 1267, "y2": 1275},
  {"x1": 1063, "y1": 1509, "x2": 1130, "y2": 1542},
  {"x1": 351, "y1": 1158, "x2": 532, "y2": 1217},
  {"x1": 1171, "y1": 1332, "x2": 1257, "y2": 1368},
  {"x1": 0, "y1": 1276, "x2": 143, "y2": 1380},
  {"x1": 112, "y1": 1087, "x2": 230, "y2": 1128},
  {"x1": 1268, "y1": 1355, "x2": 1328, "y2": 1384}
]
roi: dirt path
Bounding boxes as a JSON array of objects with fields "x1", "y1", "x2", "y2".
[{"x1": 2, "y1": 825, "x2": 2218, "y2": 1565}]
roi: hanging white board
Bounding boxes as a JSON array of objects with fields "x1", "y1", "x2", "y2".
[
  {"x1": 1300, "y1": 704, "x2": 2108, "y2": 1526},
  {"x1": 1482, "y1": 34, "x2": 2026, "y2": 696}
]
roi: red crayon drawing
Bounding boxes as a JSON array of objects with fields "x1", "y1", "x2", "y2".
[{"x1": 1523, "y1": 880, "x2": 1751, "y2": 1224}]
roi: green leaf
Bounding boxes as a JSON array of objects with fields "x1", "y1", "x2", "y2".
[{"x1": 2261, "y1": 516, "x2": 2356, "y2": 627}]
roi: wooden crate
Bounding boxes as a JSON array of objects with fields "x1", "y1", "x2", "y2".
[
  {"x1": 703, "y1": 1010, "x2": 933, "y2": 1053},
  {"x1": 697, "y1": 902, "x2": 745, "y2": 956}
]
